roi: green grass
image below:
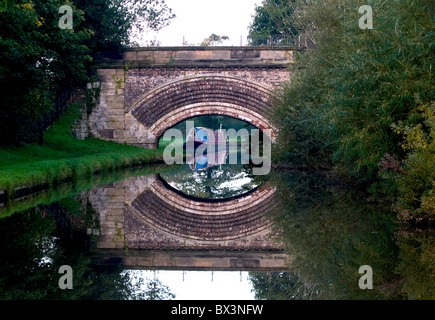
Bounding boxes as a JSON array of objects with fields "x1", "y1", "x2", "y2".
[{"x1": 0, "y1": 104, "x2": 163, "y2": 195}]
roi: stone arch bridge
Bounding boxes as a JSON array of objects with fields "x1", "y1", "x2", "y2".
[
  {"x1": 88, "y1": 174, "x2": 290, "y2": 271},
  {"x1": 88, "y1": 46, "x2": 294, "y2": 148}
]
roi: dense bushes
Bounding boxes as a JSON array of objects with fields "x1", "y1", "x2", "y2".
[{"x1": 267, "y1": 0, "x2": 434, "y2": 219}]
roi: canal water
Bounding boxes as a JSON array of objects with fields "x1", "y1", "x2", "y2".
[{"x1": 0, "y1": 133, "x2": 433, "y2": 300}]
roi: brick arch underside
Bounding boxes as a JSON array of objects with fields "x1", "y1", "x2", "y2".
[
  {"x1": 129, "y1": 76, "x2": 275, "y2": 139},
  {"x1": 129, "y1": 178, "x2": 279, "y2": 241}
]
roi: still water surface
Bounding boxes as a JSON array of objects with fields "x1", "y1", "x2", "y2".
[{"x1": 0, "y1": 152, "x2": 432, "y2": 299}]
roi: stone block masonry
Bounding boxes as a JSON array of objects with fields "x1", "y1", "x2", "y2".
[
  {"x1": 87, "y1": 174, "x2": 283, "y2": 251},
  {"x1": 87, "y1": 175, "x2": 289, "y2": 270},
  {"x1": 89, "y1": 47, "x2": 295, "y2": 148}
]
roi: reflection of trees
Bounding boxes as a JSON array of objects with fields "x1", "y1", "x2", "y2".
[
  {"x1": 262, "y1": 171, "x2": 402, "y2": 300},
  {"x1": 161, "y1": 161, "x2": 261, "y2": 199},
  {"x1": 249, "y1": 272, "x2": 319, "y2": 300},
  {"x1": 144, "y1": 279, "x2": 175, "y2": 300},
  {"x1": 0, "y1": 200, "x2": 99, "y2": 299},
  {"x1": 395, "y1": 220, "x2": 435, "y2": 299},
  {"x1": 247, "y1": 171, "x2": 435, "y2": 299},
  {"x1": 0, "y1": 196, "x2": 175, "y2": 300},
  {"x1": 121, "y1": 270, "x2": 175, "y2": 300}
]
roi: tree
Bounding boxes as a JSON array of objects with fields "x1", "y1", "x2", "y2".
[
  {"x1": 0, "y1": 0, "x2": 175, "y2": 145},
  {"x1": 247, "y1": 0, "x2": 298, "y2": 46},
  {"x1": 73, "y1": 0, "x2": 175, "y2": 51},
  {"x1": 271, "y1": 0, "x2": 434, "y2": 182},
  {"x1": 0, "y1": 0, "x2": 92, "y2": 145},
  {"x1": 200, "y1": 34, "x2": 229, "y2": 47}
]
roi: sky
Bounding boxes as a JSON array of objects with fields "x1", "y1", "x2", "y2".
[
  {"x1": 139, "y1": 0, "x2": 264, "y2": 46},
  {"x1": 129, "y1": 270, "x2": 256, "y2": 300}
]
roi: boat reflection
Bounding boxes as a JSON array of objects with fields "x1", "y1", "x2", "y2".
[{"x1": 188, "y1": 150, "x2": 228, "y2": 171}]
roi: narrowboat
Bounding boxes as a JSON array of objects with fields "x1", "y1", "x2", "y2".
[{"x1": 183, "y1": 126, "x2": 228, "y2": 150}]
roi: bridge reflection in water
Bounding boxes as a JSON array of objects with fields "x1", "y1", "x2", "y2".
[{"x1": 88, "y1": 174, "x2": 290, "y2": 271}]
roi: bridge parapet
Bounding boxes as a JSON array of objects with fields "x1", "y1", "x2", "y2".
[{"x1": 93, "y1": 46, "x2": 296, "y2": 69}]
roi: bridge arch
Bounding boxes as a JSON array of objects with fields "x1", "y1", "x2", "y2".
[
  {"x1": 128, "y1": 75, "x2": 276, "y2": 141},
  {"x1": 88, "y1": 173, "x2": 283, "y2": 253},
  {"x1": 128, "y1": 175, "x2": 278, "y2": 242}
]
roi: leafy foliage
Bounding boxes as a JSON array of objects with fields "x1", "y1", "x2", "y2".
[
  {"x1": 393, "y1": 102, "x2": 435, "y2": 220},
  {"x1": 0, "y1": 0, "x2": 92, "y2": 145},
  {"x1": 266, "y1": 0, "x2": 434, "y2": 214},
  {"x1": 74, "y1": 0, "x2": 175, "y2": 51},
  {"x1": 200, "y1": 33, "x2": 229, "y2": 47},
  {"x1": 247, "y1": 0, "x2": 299, "y2": 45},
  {"x1": 0, "y1": 0, "x2": 174, "y2": 145},
  {"x1": 257, "y1": 1, "x2": 435, "y2": 298}
]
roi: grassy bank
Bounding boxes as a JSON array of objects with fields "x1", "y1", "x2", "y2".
[
  {"x1": 0, "y1": 164, "x2": 173, "y2": 219},
  {"x1": 0, "y1": 105, "x2": 163, "y2": 196}
]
